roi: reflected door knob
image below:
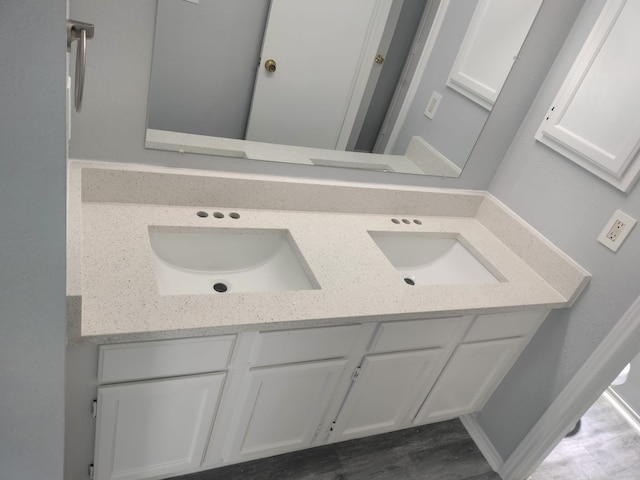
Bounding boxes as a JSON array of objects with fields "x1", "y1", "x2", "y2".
[{"x1": 265, "y1": 59, "x2": 277, "y2": 73}]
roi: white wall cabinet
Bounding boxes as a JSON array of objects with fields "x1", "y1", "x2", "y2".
[
  {"x1": 535, "y1": 0, "x2": 640, "y2": 192},
  {"x1": 93, "y1": 374, "x2": 226, "y2": 480},
  {"x1": 447, "y1": 0, "x2": 543, "y2": 110}
]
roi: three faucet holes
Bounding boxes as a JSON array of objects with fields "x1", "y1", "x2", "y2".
[
  {"x1": 391, "y1": 218, "x2": 422, "y2": 225},
  {"x1": 196, "y1": 211, "x2": 241, "y2": 220}
]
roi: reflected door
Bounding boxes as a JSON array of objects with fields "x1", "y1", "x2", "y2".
[{"x1": 245, "y1": 0, "x2": 393, "y2": 150}]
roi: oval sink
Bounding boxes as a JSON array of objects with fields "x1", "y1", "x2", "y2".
[
  {"x1": 148, "y1": 227, "x2": 318, "y2": 295},
  {"x1": 368, "y1": 232, "x2": 500, "y2": 286}
]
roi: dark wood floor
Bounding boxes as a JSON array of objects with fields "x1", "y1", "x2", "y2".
[
  {"x1": 173, "y1": 420, "x2": 500, "y2": 480},
  {"x1": 530, "y1": 393, "x2": 640, "y2": 480}
]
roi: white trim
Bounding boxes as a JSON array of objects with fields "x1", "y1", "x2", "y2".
[
  {"x1": 336, "y1": 0, "x2": 395, "y2": 150},
  {"x1": 498, "y1": 294, "x2": 640, "y2": 480},
  {"x1": 382, "y1": 0, "x2": 450, "y2": 154},
  {"x1": 459, "y1": 414, "x2": 504, "y2": 473},
  {"x1": 603, "y1": 388, "x2": 640, "y2": 436}
]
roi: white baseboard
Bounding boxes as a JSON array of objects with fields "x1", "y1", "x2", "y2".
[
  {"x1": 603, "y1": 388, "x2": 640, "y2": 436},
  {"x1": 459, "y1": 414, "x2": 504, "y2": 474}
]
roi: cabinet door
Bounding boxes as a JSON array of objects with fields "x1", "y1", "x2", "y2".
[
  {"x1": 227, "y1": 359, "x2": 346, "y2": 463},
  {"x1": 413, "y1": 337, "x2": 523, "y2": 424},
  {"x1": 329, "y1": 348, "x2": 443, "y2": 442},
  {"x1": 94, "y1": 373, "x2": 225, "y2": 480},
  {"x1": 535, "y1": 0, "x2": 640, "y2": 191}
]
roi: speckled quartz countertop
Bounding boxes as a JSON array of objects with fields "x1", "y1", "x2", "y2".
[{"x1": 67, "y1": 161, "x2": 590, "y2": 344}]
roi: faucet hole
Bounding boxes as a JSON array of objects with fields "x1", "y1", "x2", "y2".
[{"x1": 213, "y1": 282, "x2": 228, "y2": 293}]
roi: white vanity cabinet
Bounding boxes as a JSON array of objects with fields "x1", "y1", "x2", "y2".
[
  {"x1": 224, "y1": 325, "x2": 361, "y2": 463},
  {"x1": 86, "y1": 310, "x2": 548, "y2": 480},
  {"x1": 326, "y1": 316, "x2": 471, "y2": 443},
  {"x1": 92, "y1": 336, "x2": 235, "y2": 480},
  {"x1": 413, "y1": 311, "x2": 548, "y2": 424}
]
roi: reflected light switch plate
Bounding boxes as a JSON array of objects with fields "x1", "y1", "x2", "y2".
[{"x1": 424, "y1": 92, "x2": 442, "y2": 120}]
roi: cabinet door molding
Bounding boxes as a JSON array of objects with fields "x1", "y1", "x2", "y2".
[
  {"x1": 329, "y1": 348, "x2": 443, "y2": 442},
  {"x1": 413, "y1": 337, "x2": 523, "y2": 424},
  {"x1": 535, "y1": 0, "x2": 640, "y2": 192},
  {"x1": 227, "y1": 359, "x2": 347, "y2": 463},
  {"x1": 93, "y1": 373, "x2": 226, "y2": 480}
]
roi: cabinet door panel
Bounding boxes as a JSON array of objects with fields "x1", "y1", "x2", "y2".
[
  {"x1": 330, "y1": 349, "x2": 443, "y2": 442},
  {"x1": 414, "y1": 338, "x2": 522, "y2": 424},
  {"x1": 228, "y1": 359, "x2": 347, "y2": 462},
  {"x1": 94, "y1": 373, "x2": 225, "y2": 480}
]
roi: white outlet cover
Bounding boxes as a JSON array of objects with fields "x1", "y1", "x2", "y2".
[{"x1": 597, "y1": 209, "x2": 637, "y2": 252}]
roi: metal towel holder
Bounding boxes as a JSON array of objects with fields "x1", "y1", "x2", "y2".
[{"x1": 67, "y1": 19, "x2": 95, "y2": 112}]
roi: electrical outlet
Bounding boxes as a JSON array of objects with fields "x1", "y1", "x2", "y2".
[{"x1": 598, "y1": 210, "x2": 637, "y2": 252}]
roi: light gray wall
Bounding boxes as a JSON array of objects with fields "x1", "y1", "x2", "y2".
[
  {"x1": 147, "y1": 0, "x2": 270, "y2": 138},
  {"x1": 0, "y1": 1, "x2": 67, "y2": 479},
  {"x1": 476, "y1": 0, "x2": 640, "y2": 460},
  {"x1": 390, "y1": 0, "x2": 486, "y2": 168},
  {"x1": 67, "y1": 0, "x2": 582, "y2": 191},
  {"x1": 612, "y1": 351, "x2": 640, "y2": 417}
]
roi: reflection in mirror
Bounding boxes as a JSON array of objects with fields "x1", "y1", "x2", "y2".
[{"x1": 146, "y1": 0, "x2": 542, "y2": 177}]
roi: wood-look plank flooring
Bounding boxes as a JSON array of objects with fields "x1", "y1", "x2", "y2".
[
  {"x1": 530, "y1": 394, "x2": 640, "y2": 480},
  {"x1": 173, "y1": 394, "x2": 640, "y2": 480},
  {"x1": 173, "y1": 420, "x2": 500, "y2": 480}
]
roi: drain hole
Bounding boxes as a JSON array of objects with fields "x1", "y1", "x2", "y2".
[
  {"x1": 404, "y1": 277, "x2": 415, "y2": 286},
  {"x1": 402, "y1": 219, "x2": 411, "y2": 224},
  {"x1": 229, "y1": 212, "x2": 240, "y2": 219},
  {"x1": 413, "y1": 219, "x2": 422, "y2": 225},
  {"x1": 196, "y1": 211, "x2": 208, "y2": 218},
  {"x1": 391, "y1": 218, "x2": 400, "y2": 224},
  {"x1": 213, "y1": 282, "x2": 228, "y2": 293},
  {"x1": 213, "y1": 212, "x2": 224, "y2": 218}
]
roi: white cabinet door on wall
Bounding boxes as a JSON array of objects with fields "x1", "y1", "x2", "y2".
[
  {"x1": 447, "y1": 0, "x2": 543, "y2": 110},
  {"x1": 535, "y1": 0, "x2": 640, "y2": 192},
  {"x1": 93, "y1": 373, "x2": 226, "y2": 480},
  {"x1": 227, "y1": 359, "x2": 347, "y2": 463},
  {"x1": 328, "y1": 348, "x2": 444, "y2": 443}
]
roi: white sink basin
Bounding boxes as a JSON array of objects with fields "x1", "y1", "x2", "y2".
[
  {"x1": 368, "y1": 232, "x2": 500, "y2": 286},
  {"x1": 148, "y1": 227, "x2": 318, "y2": 294}
]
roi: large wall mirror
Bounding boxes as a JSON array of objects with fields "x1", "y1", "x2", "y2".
[{"x1": 145, "y1": 0, "x2": 542, "y2": 176}]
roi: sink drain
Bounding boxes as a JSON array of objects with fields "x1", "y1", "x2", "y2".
[
  {"x1": 213, "y1": 282, "x2": 228, "y2": 293},
  {"x1": 404, "y1": 277, "x2": 415, "y2": 286}
]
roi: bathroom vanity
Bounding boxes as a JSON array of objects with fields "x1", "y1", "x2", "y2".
[{"x1": 66, "y1": 161, "x2": 589, "y2": 480}]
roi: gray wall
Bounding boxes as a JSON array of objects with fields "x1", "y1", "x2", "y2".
[
  {"x1": 390, "y1": 0, "x2": 487, "y2": 168},
  {"x1": 67, "y1": 0, "x2": 582, "y2": 191},
  {"x1": 476, "y1": 0, "x2": 640, "y2": 460},
  {"x1": 147, "y1": 0, "x2": 270, "y2": 138},
  {"x1": 612, "y1": 351, "x2": 640, "y2": 418},
  {"x1": 0, "y1": 1, "x2": 67, "y2": 479}
]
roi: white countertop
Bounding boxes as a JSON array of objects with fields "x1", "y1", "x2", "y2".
[{"x1": 67, "y1": 161, "x2": 590, "y2": 344}]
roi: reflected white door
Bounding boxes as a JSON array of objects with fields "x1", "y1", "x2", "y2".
[{"x1": 245, "y1": 0, "x2": 393, "y2": 150}]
